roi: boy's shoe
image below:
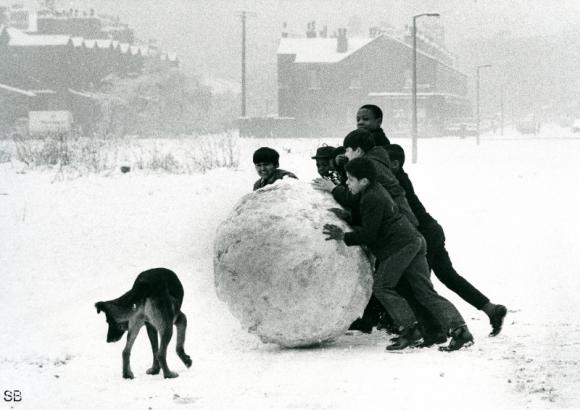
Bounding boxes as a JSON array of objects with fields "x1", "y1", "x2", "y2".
[
  {"x1": 377, "y1": 313, "x2": 398, "y2": 334},
  {"x1": 419, "y1": 331, "x2": 448, "y2": 348},
  {"x1": 439, "y1": 325, "x2": 474, "y2": 352},
  {"x1": 386, "y1": 325, "x2": 422, "y2": 351},
  {"x1": 489, "y1": 304, "x2": 507, "y2": 336},
  {"x1": 348, "y1": 318, "x2": 373, "y2": 334}
]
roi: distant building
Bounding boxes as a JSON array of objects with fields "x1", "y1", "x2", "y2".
[
  {"x1": 0, "y1": 7, "x2": 178, "y2": 135},
  {"x1": 276, "y1": 24, "x2": 470, "y2": 138}
]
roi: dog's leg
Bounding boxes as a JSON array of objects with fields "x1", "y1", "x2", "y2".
[
  {"x1": 145, "y1": 323, "x2": 161, "y2": 375},
  {"x1": 122, "y1": 320, "x2": 143, "y2": 379},
  {"x1": 157, "y1": 325, "x2": 179, "y2": 378},
  {"x1": 175, "y1": 312, "x2": 192, "y2": 368}
]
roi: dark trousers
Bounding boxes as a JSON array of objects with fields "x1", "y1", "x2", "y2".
[
  {"x1": 424, "y1": 221, "x2": 489, "y2": 309},
  {"x1": 373, "y1": 237, "x2": 466, "y2": 330},
  {"x1": 398, "y1": 221, "x2": 490, "y2": 334},
  {"x1": 358, "y1": 221, "x2": 489, "y2": 333}
]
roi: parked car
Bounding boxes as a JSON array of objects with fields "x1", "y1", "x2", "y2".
[
  {"x1": 443, "y1": 118, "x2": 477, "y2": 137},
  {"x1": 516, "y1": 116, "x2": 541, "y2": 134}
]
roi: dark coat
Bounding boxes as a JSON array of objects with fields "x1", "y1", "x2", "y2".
[
  {"x1": 343, "y1": 183, "x2": 420, "y2": 260},
  {"x1": 332, "y1": 147, "x2": 418, "y2": 226},
  {"x1": 370, "y1": 128, "x2": 391, "y2": 147},
  {"x1": 253, "y1": 169, "x2": 298, "y2": 191},
  {"x1": 394, "y1": 168, "x2": 441, "y2": 240}
]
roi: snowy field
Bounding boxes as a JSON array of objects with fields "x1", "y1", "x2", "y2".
[{"x1": 1, "y1": 127, "x2": 580, "y2": 409}]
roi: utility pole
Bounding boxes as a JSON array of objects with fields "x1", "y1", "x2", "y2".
[
  {"x1": 241, "y1": 11, "x2": 247, "y2": 117},
  {"x1": 500, "y1": 86, "x2": 504, "y2": 136},
  {"x1": 411, "y1": 12, "x2": 439, "y2": 164},
  {"x1": 237, "y1": 11, "x2": 256, "y2": 118},
  {"x1": 476, "y1": 64, "x2": 492, "y2": 145}
]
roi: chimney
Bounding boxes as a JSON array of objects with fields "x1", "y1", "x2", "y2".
[
  {"x1": 337, "y1": 28, "x2": 348, "y2": 53},
  {"x1": 306, "y1": 20, "x2": 317, "y2": 38}
]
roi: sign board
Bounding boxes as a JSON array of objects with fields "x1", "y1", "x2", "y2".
[{"x1": 28, "y1": 111, "x2": 73, "y2": 135}]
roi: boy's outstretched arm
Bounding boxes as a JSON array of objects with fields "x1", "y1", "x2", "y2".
[
  {"x1": 328, "y1": 207, "x2": 352, "y2": 223},
  {"x1": 312, "y1": 178, "x2": 360, "y2": 209},
  {"x1": 311, "y1": 178, "x2": 336, "y2": 192}
]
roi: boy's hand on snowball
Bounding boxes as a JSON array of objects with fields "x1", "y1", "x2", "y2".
[
  {"x1": 328, "y1": 207, "x2": 350, "y2": 221},
  {"x1": 323, "y1": 224, "x2": 344, "y2": 241},
  {"x1": 312, "y1": 178, "x2": 336, "y2": 192}
]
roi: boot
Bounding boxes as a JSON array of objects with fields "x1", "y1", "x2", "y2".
[
  {"x1": 489, "y1": 305, "x2": 507, "y2": 337},
  {"x1": 439, "y1": 325, "x2": 474, "y2": 352},
  {"x1": 386, "y1": 324, "x2": 423, "y2": 351},
  {"x1": 418, "y1": 331, "x2": 448, "y2": 348}
]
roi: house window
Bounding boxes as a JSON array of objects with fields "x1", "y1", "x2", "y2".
[
  {"x1": 308, "y1": 70, "x2": 321, "y2": 90},
  {"x1": 349, "y1": 72, "x2": 362, "y2": 89}
]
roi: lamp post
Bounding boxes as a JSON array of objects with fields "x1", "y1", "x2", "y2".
[
  {"x1": 475, "y1": 64, "x2": 492, "y2": 145},
  {"x1": 500, "y1": 85, "x2": 504, "y2": 136},
  {"x1": 411, "y1": 12, "x2": 439, "y2": 164},
  {"x1": 241, "y1": 11, "x2": 247, "y2": 117}
]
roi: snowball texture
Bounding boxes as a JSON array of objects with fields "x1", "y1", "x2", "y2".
[{"x1": 213, "y1": 178, "x2": 373, "y2": 347}]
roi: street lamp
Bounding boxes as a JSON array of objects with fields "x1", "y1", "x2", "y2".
[
  {"x1": 411, "y1": 12, "x2": 439, "y2": 164},
  {"x1": 475, "y1": 64, "x2": 492, "y2": 145}
]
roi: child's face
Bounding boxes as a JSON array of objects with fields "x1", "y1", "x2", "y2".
[
  {"x1": 346, "y1": 172, "x2": 368, "y2": 195},
  {"x1": 315, "y1": 158, "x2": 333, "y2": 177},
  {"x1": 345, "y1": 147, "x2": 363, "y2": 161},
  {"x1": 356, "y1": 108, "x2": 382, "y2": 131},
  {"x1": 389, "y1": 159, "x2": 401, "y2": 173},
  {"x1": 255, "y1": 162, "x2": 276, "y2": 179}
]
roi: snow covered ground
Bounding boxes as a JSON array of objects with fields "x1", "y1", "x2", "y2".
[{"x1": 1, "y1": 128, "x2": 580, "y2": 409}]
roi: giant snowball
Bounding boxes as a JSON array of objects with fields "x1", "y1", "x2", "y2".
[{"x1": 213, "y1": 178, "x2": 373, "y2": 347}]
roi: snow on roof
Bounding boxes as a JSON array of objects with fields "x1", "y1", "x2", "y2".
[
  {"x1": 68, "y1": 88, "x2": 100, "y2": 99},
  {"x1": 277, "y1": 36, "x2": 376, "y2": 63},
  {"x1": 277, "y1": 34, "x2": 466, "y2": 76},
  {"x1": 70, "y1": 36, "x2": 84, "y2": 47},
  {"x1": 167, "y1": 52, "x2": 177, "y2": 62},
  {"x1": 118, "y1": 43, "x2": 130, "y2": 53},
  {"x1": 129, "y1": 45, "x2": 141, "y2": 55},
  {"x1": 368, "y1": 91, "x2": 469, "y2": 100},
  {"x1": 6, "y1": 27, "x2": 69, "y2": 46},
  {"x1": 95, "y1": 39, "x2": 112, "y2": 49},
  {"x1": 0, "y1": 82, "x2": 36, "y2": 97}
]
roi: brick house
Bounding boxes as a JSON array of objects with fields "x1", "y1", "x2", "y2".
[
  {"x1": 0, "y1": 23, "x2": 178, "y2": 134},
  {"x1": 277, "y1": 27, "x2": 470, "y2": 138}
]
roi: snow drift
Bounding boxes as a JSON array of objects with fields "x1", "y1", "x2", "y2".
[{"x1": 213, "y1": 179, "x2": 373, "y2": 347}]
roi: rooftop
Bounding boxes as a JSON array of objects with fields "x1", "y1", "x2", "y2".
[{"x1": 277, "y1": 36, "x2": 376, "y2": 63}]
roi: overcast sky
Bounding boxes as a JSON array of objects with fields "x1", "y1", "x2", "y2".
[
  {"x1": 8, "y1": 0, "x2": 578, "y2": 76},
  {"x1": 6, "y1": 0, "x2": 579, "y2": 116}
]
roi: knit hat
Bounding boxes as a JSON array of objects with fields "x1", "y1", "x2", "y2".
[{"x1": 253, "y1": 147, "x2": 279, "y2": 166}]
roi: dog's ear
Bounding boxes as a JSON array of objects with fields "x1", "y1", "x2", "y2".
[{"x1": 95, "y1": 301, "x2": 105, "y2": 314}]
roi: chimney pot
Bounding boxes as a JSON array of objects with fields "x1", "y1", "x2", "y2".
[{"x1": 337, "y1": 28, "x2": 348, "y2": 53}]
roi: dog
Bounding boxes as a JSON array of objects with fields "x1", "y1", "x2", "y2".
[{"x1": 95, "y1": 268, "x2": 192, "y2": 379}]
